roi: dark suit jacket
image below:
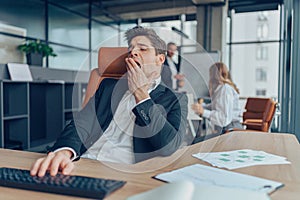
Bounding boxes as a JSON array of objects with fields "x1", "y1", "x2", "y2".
[
  {"x1": 161, "y1": 58, "x2": 179, "y2": 89},
  {"x1": 51, "y1": 78, "x2": 188, "y2": 163}
]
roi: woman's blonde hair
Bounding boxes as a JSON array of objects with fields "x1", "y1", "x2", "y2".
[{"x1": 209, "y1": 62, "x2": 240, "y2": 94}]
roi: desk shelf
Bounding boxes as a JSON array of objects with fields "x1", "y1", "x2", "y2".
[
  {"x1": 3, "y1": 82, "x2": 28, "y2": 117},
  {"x1": 63, "y1": 82, "x2": 86, "y2": 125},
  {"x1": 29, "y1": 83, "x2": 64, "y2": 147},
  {"x1": 0, "y1": 80, "x2": 87, "y2": 152},
  {"x1": 4, "y1": 118, "x2": 29, "y2": 150},
  {"x1": 3, "y1": 114, "x2": 29, "y2": 120}
]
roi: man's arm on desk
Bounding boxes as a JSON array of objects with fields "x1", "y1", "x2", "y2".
[
  {"x1": 30, "y1": 79, "x2": 107, "y2": 177},
  {"x1": 30, "y1": 150, "x2": 74, "y2": 177}
]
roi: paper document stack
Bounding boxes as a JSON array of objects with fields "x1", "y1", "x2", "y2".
[{"x1": 192, "y1": 149, "x2": 290, "y2": 170}]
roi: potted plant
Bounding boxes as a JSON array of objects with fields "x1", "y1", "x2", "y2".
[{"x1": 17, "y1": 40, "x2": 57, "y2": 66}]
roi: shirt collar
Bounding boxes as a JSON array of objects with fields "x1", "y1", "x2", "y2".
[{"x1": 148, "y1": 76, "x2": 161, "y2": 93}]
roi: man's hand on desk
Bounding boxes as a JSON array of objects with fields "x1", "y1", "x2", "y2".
[{"x1": 30, "y1": 150, "x2": 74, "y2": 177}]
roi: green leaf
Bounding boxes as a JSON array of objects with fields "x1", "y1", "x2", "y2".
[{"x1": 17, "y1": 40, "x2": 57, "y2": 57}]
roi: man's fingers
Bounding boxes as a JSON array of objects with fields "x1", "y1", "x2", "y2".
[
  {"x1": 30, "y1": 157, "x2": 44, "y2": 176},
  {"x1": 30, "y1": 151, "x2": 74, "y2": 177},
  {"x1": 37, "y1": 152, "x2": 55, "y2": 177},
  {"x1": 50, "y1": 155, "x2": 73, "y2": 176},
  {"x1": 62, "y1": 161, "x2": 74, "y2": 175},
  {"x1": 125, "y1": 58, "x2": 134, "y2": 69},
  {"x1": 126, "y1": 66, "x2": 132, "y2": 77},
  {"x1": 49, "y1": 154, "x2": 65, "y2": 176},
  {"x1": 126, "y1": 58, "x2": 140, "y2": 72}
]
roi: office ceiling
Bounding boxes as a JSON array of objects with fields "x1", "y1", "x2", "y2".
[
  {"x1": 51, "y1": 0, "x2": 283, "y2": 23},
  {"x1": 91, "y1": 0, "x2": 225, "y2": 22},
  {"x1": 228, "y1": 0, "x2": 283, "y2": 12}
]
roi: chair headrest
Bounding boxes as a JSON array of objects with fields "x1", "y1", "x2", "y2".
[
  {"x1": 98, "y1": 47, "x2": 128, "y2": 78},
  {"x1": 245, "y1": 98, "x2": 274, "y2": 113}
]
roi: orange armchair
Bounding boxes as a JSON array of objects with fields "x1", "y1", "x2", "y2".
[
  {"x1": 82, "y1": 47, "x2": 128, "y2": 108},
  {"x1": 242, "y1": 97, "x2": 277, "y2": 132}
]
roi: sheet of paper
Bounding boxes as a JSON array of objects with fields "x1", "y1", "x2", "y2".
[
  {"x1": 192, "y1": 149, "x2": 290, "y2": 170},
  {"x1": 127, "y1": 181, "x2": 270, "y2": 200},
  {"x1": 7, "y1": 63, "x2": 33, "y2": 81},
  {"x1": 154, "y1": 164, "x2": 283, "y2": 194}
]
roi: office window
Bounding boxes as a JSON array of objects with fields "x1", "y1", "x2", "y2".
[
  {"x1": 183, "y1": 20, "x2": 197, "y2": 42},
  {"x1": 256, "y1": 45, "x2": 268, "y2": 60},
  {"x1": 0, "y1": 0, "x2": 45, "y2": 39},
  {"x1": 91, "y1": 22, "x2": 118, "y2": 50},
  {"x1": 142, "y1": 20, "x2": 181, "y2": 31},
  {"x1": 48, "y1": 4, "x2": 89, "y2": 49},
  {"x1": 142, "y1": 20, "x2": 182, "y2": 43},
  {"x1": 142, "y1": 20, "x2": 197, "y2": 53},
  {"x1": 49, "y1": 44, "x2": 89, "y2": 71},
  {"x1": 256, "y1": 68, "x2": 267, "y2": 81},
  {"x1": 182, "y1": 20, "x2": 198, "y2": 53},
  {"x1": 229, "y1": 10, "x2": 280, "y2": 99},
  {"x1": 231, "y1": 43, "x2": 278, "y2": 98},
  {"x1": 256, "y1": 89, "x2": 267, "y2": 96},
  {"x1": 257, "y1": 11, "x2": 268, "y2": 21},
  {"x1": 257, "y1": 23, "x2": 269, "y2": 39},
  {"x1": 49, "y1": 0, "x2": 89, "y2": 16},
  {"x1": 231, "y1": 10, "x2": 279, "y2": 42},
  {"x1": 120, "y1": 23, "x2": 137, "y2": 31}
]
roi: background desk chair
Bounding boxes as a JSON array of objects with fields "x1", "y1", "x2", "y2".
[
  {"x1": 82, "y1": 47, "x2": 128, "y2": 108},
  {"x1": 242, "y1": 97, "x2": 277, "y2": 132}
]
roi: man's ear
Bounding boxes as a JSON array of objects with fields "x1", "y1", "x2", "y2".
[{"x1": 156, "y1": 54, "x2": 165, "y2": 65}]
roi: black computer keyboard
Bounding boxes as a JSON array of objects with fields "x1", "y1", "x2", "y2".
[{"x1": 0, "y1": 167, "x2": 126, "y2": 199}]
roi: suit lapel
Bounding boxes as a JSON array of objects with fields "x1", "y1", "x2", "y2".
[{"x1": 149, "y1": 84, "x2": 166, "y2": 102}]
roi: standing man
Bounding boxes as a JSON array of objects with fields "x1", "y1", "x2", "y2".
[
  {"x1": 30, "y1": 26, "x2": 188, "y2": 177},
  {"x1": 161, "y1": 42, "x2": 184, "y2": 90}
]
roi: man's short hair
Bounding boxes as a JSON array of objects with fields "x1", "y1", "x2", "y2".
[
  {"x1": 125, "y1": 26, "x2": 166, "y2": 56},
  {"x1": 167, "y1": 42, "x2": 177, "y2": 48}
]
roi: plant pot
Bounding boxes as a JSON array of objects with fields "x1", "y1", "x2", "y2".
[{"x1": 26, "y1": 53, "x2": 43, "y2": 66}]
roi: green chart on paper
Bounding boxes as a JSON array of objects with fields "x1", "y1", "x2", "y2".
[
  {"x1": 218, "y1": 150, "x2": 265, "y2": 163},
  {"x1": 192, "y1": 149, "x2": 290, "y2": 169}
]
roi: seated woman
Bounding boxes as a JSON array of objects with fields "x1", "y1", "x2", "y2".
[{"x1": 192, "y1": 62, "x2": 243, "y2": 134}]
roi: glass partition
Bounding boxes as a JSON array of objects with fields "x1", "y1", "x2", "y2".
[
  {"x1": 49, "y1": 44, "x2": 89, "y2": 71},
  {"x1": 0, "y1": 0, "x2": 45, "y2": 39},
  {"x1": 231, "y1": 10, "x2": 280, "y2": 42},
  {"x1": 231, "y1": 43, "x2": 279, "y2": 99},
  {"x1": 229, "y1": 10, "x2": 280, "y2": 100},
  {"x1": 49, "y1": 4, "x2": 89, "y2": 49},
  {"x1": 91, "y1": 22, "x2": 119, "y2": 50}
]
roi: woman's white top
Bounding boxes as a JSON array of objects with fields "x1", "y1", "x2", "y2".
[{"x1": 202, "y1": 83, "x2": 241, "y2": 128}]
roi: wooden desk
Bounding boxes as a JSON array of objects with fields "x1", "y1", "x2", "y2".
[{"x1": 0, "y1": 131, "x2": 300, "y2": 200}]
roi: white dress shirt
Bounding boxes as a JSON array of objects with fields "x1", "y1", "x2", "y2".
[
  {"x1": 56, "y1": 77, "x2": 161, "y2": 164},
  {"x1": 202, "y1": 83, "x2": 241, "y2": 128},
  {"x1": 81, "y1": 90, "x2": 137, "y2": 163}
]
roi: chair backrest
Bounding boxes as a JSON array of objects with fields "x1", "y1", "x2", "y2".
[
  {"x1": 98, "y1": 47, "x2": 128, "y2": 78},
  {"x1": 82, "y1": 47, "x2": 128, "y2": 107},
  {"x1": 242, "y1": 97, "x2": 277, "y2": 132}
]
